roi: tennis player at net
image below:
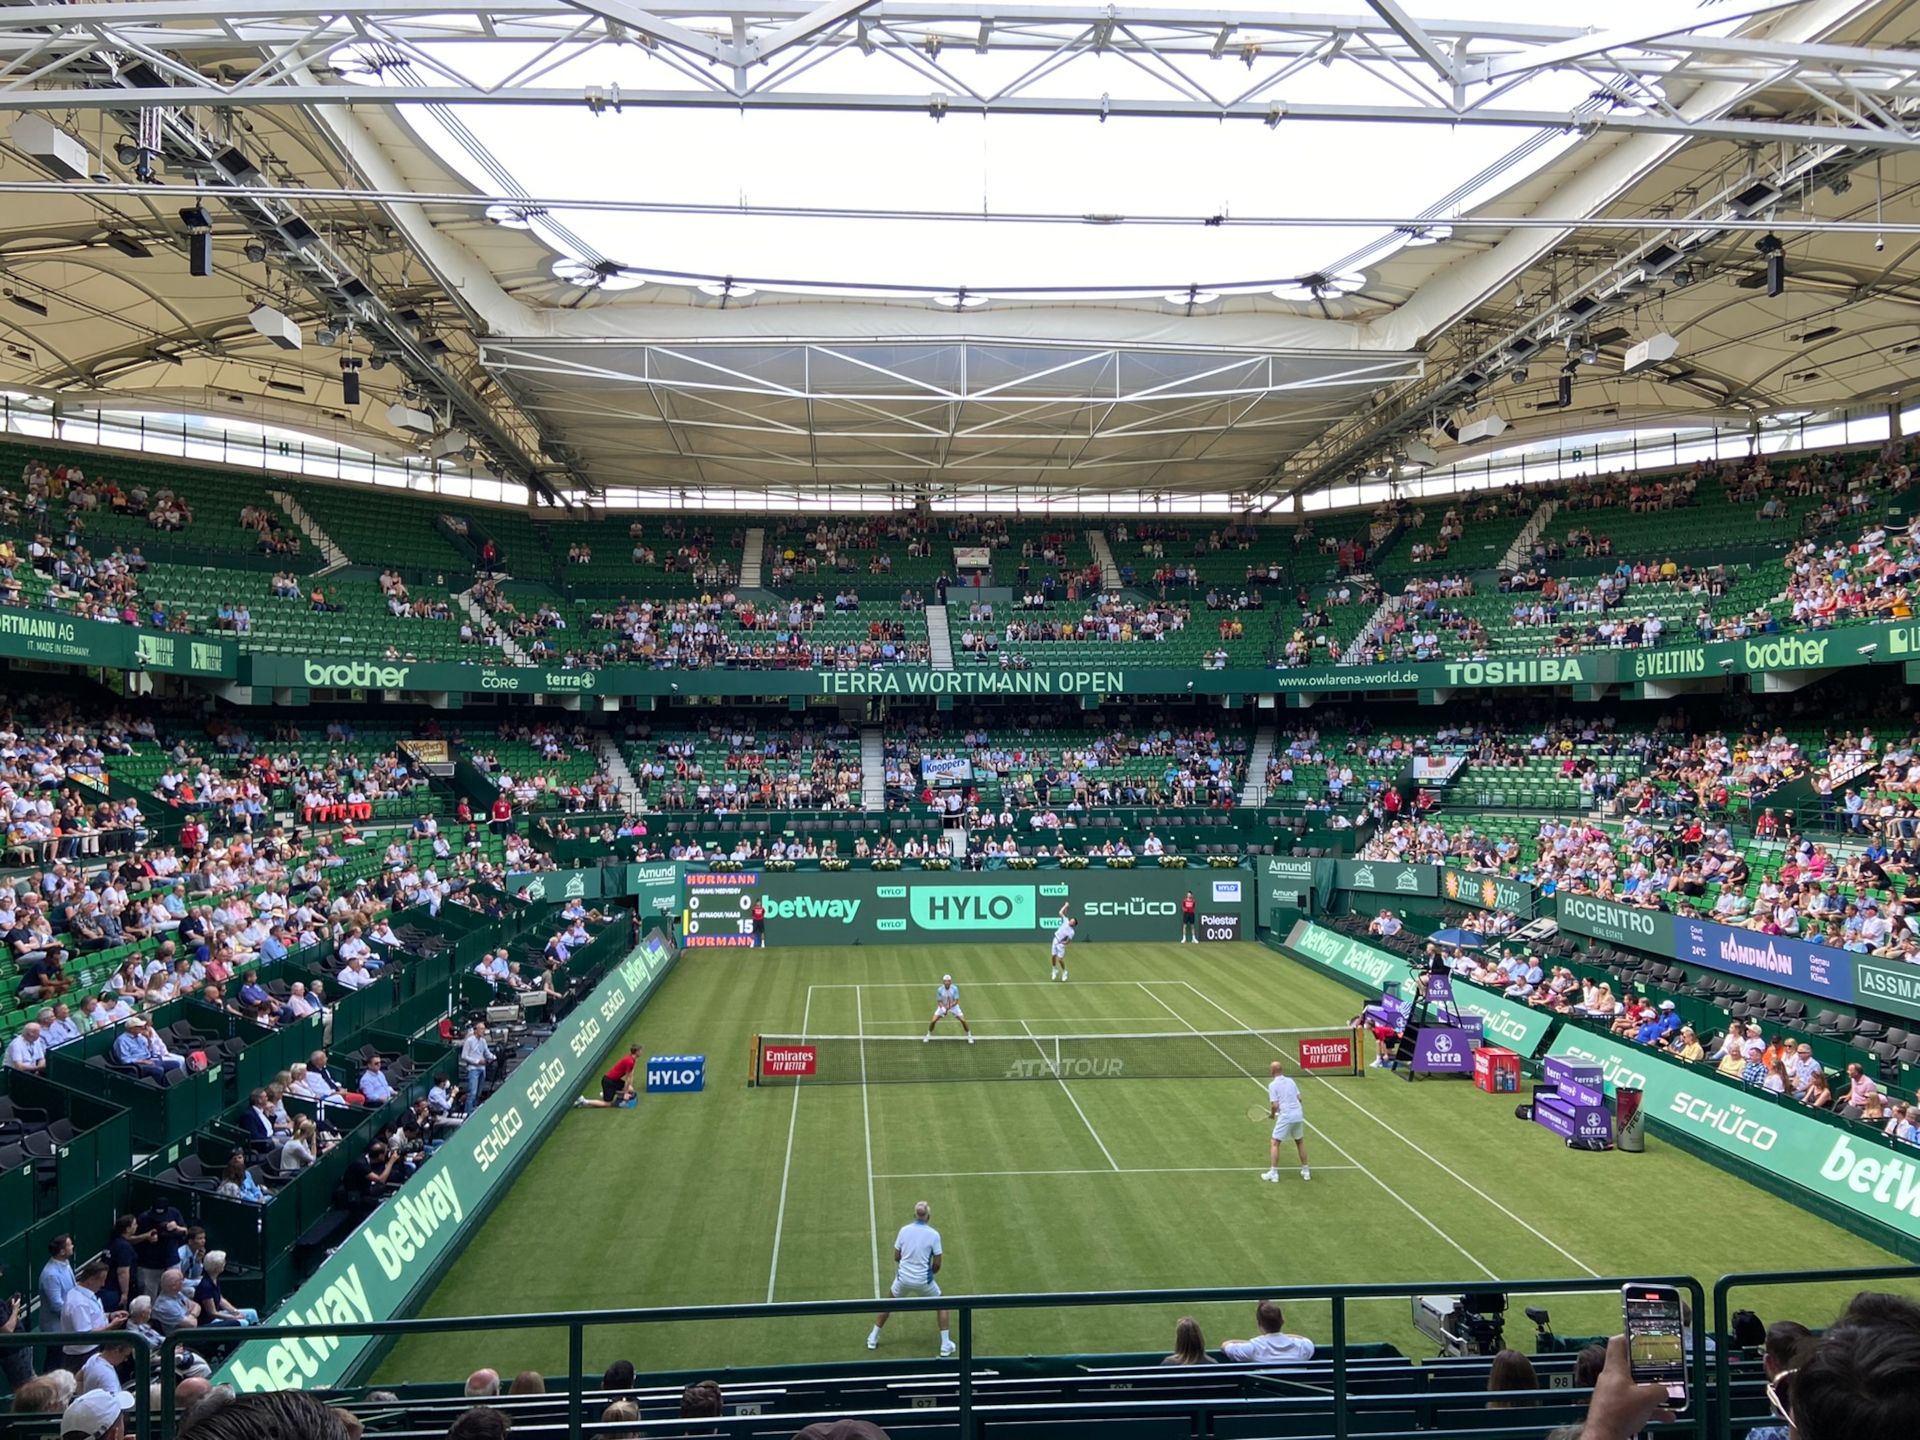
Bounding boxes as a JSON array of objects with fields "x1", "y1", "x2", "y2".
[
  {"x1": 1260, "y1": 1060, "x2": 1310, "y2": 1183},
  {"x1": 867, "y1": 1201, "x2": 956, "y2": 1357}
]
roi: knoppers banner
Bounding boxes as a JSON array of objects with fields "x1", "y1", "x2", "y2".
[
  {"x1": 1442, "y1": 866, "x2": 1536, "y2": 920},
  {"x1": 1282, "y1": 921, "x2": 1556, "y2": 1058},
  {"x1": 1545, "y1": 1027, "x2": 1920, "y2": 1248},
  {"x1": 217, "y1": 933, "x2": 677, "y2": 1393}
]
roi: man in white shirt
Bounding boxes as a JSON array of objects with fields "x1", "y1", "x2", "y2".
[
  {"x1": 336, "y1": 956, "x2": 373, "y2": 991},
  {"x1": 1221, "y1": 1300, "x2": 1315, "y2": 1364},
  {"x1": 77, "y1": 1336, "x2": 133, "y2": 1397},
  {"x1": 1259, "y1": 1060, "x2": 1310, "y2": 1183},
  {"x1": 867, "y1": 1201, "x2": 954, "y2": 1356},
  {"x1": 5, "y1": 1021, "x2": 47, "y2": 1074}
]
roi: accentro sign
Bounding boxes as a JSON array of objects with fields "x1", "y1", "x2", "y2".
[{"x1": 304, "y1": 658, "x2": 413, "y2": 689}]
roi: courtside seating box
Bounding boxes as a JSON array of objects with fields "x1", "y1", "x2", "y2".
[{"x1": 1472, "y1": 1047, "x2": 1520, "y2": 1093}]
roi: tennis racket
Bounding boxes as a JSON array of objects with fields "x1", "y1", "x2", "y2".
[{"x1": 1246, "y1": 1101, "x2": 1273, "y2": 1124}]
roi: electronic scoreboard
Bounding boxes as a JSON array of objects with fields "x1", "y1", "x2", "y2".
[{"x1": 683, "y1": 872, "x2": 761, "y2": 947}]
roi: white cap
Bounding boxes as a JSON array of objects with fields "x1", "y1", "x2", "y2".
[
  {"x1": 942, "y1": 974, "x2": 952, "y2": 983},
  {"x1": 61, "y1": 1390, "x2": 134, "y2": 1440}
]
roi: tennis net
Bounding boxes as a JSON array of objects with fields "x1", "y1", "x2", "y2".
[{"x1": 749, "y1": 1026, "x2": 1364, "y2": 1086}]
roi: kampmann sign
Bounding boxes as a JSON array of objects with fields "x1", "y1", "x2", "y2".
[
  {"x1": 1547, "y1": 1027, "x2": 1920, "y2": 1248},
  {"x1": 217, "y1": 936, "x2": 676, "y2": 1393}
]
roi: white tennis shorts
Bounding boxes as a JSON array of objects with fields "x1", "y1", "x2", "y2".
[
  {"x1": 1271, "y1": 1118, "x2": 1306, "y2": 1142},
  {"x1": 933, "y1": 1003, "x2": 963, "y2": 1020},
  {"x1": 1051, "y1": 940, "x2": 1069, "y2": 959},
  {"x1": 891, "y1": 1277, "x2": 941, "y2": 1299}
]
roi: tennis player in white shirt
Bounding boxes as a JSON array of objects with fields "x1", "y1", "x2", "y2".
[
  {"x1": 925, "y1": 974, "x2": 974, "y2": 1043},
  {"x1": 1260, "y1": 1060, "x2": 1310, "y2": 1183},
  {"x1": 867, "y1": 1201, "x2": 955, "y2": 1356},
  {"x1": 1049, "y1": 904, "x2": 1076, "y2": 981}
]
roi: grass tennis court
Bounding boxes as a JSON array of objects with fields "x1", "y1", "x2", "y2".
[{"x1": 381, "y1": 941, "x2": 1905, "y2": 1380}]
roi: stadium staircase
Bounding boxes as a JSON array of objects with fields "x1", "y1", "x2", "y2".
[
  {"x1": 1501, "y1": 498, "x2": 1559, "y2": 571},
  {"x1": 739, "y1": 526, "x2": 766, "y2": 588},
  {"x1": 1088, "y1": 528, "x2": 1123, "y2": 589},
  {"x1": 925, "y1": 604, "x2": 956, "y2": 670},
  {"x1": 596, "y1": 732, "x2": 645, "y2": 814},
  {"x1": 1241, "y1": 724, "x2": 1278, "y2": 806},
  {"x1": 860, "y1": 725, "x2": 887, "y2": 811},
  {"x1": 455, "y1": 586, "x2": 531, "y2": 665},
  {"x1": 1341, "y1": 593, "x2": 1400, "y2": 664},
  {"x1": 270, "y1": 488, "x2": 350, "y2": 573}
]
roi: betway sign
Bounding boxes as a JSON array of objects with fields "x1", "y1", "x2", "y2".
[
  {"x1": 218, "y1": 933, "x2": 677, "y2": 1392},
  {"x1": 1284, "y1": 922, "x2": 1554, "y2": 1057},
  {"x1": 1546, "y1": 1026, "x2": 1920, "y2": 1247}
]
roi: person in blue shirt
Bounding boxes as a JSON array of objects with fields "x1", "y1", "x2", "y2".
[
  {"x1": 1636, "y1": 1000, "x2": 1682, "y2": 1047},
  {"x1": 37, "y1": 1233, "x2": 74, "y2": 1335},
  {"x1": 358, "y1": 1056, "x2": 395, "y2": 1106},
  {"x1": 111, "y1": 1018, "x2": 181, "y2": 1079}
]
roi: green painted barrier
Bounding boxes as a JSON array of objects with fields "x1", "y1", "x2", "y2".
[
  {"x1": 216, "y1": 930, "x2": 678, "y2": 1393},
  {"x1": 1254, "y1": 856, "x2": 1332, "y2": 926},
  {"x1": 1282, "y1": 921, "x2": 1557, "y2": 1058},
  {"x1": 0, "y1": 609, "x2": 234, "y2": 677},
  {"x1": 507, "y1": 867, "x2": 604, "y2": 902},
  {"x1": 687, "y1": 868, "x2": 1250, "y2": 947},
  {"x1": 1332, "y1": 859, "x2": 1438, "y2": 898},
  {"x1": 1545, "y1": 1026, "x2": 1920, "y2": 1250}
]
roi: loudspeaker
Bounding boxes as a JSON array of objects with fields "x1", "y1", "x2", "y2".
[
  {"x1": 341, "y1": 366, "x2": 360, "y2": 405},
  {"x1": 188, "y1": 231, "x2": 213, "y2": 277}
]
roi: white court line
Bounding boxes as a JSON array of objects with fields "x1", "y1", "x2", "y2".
[
  {"x1": 856, "y1": 984, "x2": 881, "y2": 1299},
  {"x1": 808, "y1": 981, "x2": 1144, "y2": 989},
  {"x1": 876, "y1": 1166, "x2": 1363, "y2": 1179},
  {"x1": 860, "y1": 1016, "x2": 1162, "y2": 1027},
  {"x1": 765, "y1": 983, "x2": 814, "y2": 1302},
  {"x1": 1135, "y1": 981, "x2": 1499, "y2": 1282},
  {"x1": 1020, "y1": 1019, "x2": 1119, "y2": 1171},
  {"x1": 1169, "y1": 979, "x2": 1601, "y2": 1279}
]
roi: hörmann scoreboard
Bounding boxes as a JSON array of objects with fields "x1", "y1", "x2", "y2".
[{"x1": 684, "y1": 871, "x2": 761, "y2": 947}]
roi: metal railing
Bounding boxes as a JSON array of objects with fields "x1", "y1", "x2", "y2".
[{"x1": 17, "y1": 1274, "x2": 1703, "y2": 1440}]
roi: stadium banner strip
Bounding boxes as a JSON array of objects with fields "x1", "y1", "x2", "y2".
[
  {"x1": 0, "y1": 611, "x2": 235, "y2": 678},
  {"x1": 1440, "y1": 866, "x2": 1536, "y2": 920},
  {"x1": 226, "y1": 619, "x2": 1920, "y2": 700},
  {"x1": 1545, "y1": 1027, "x2": 1920, "y2": 1250},
  {"x1": 683, "y1": 868, "x2": 1249, "y2": 947},
  {"x1": 1282, "y1": 921, "x2": 1555, "y2": 1058},
  {"x1": 1254, "y1": 857, "x2": 1331, "y2": 926},
  {"x1": 1554, "y1": 896, "x2": 1920, "y2": 1026},
  {"x1": 214, "y1": 929, "x2": 679, "y2": 1394}
]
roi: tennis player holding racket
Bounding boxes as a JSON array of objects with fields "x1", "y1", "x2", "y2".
[{"x1": 1258, "y1": 1059, "x2": 1310, "y2": 1183}]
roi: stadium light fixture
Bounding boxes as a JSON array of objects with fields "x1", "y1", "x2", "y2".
[
  {"x1": 12, "y1": 115, "x2": 89, "y2": 180},
  {"x1": 1622, "y1": 334, "x2": 1679, "y2": 374}
]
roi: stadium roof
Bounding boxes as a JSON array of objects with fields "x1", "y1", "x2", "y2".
[{"x1": 2, "y1": 0, "x2": 1920, "y2": 509}]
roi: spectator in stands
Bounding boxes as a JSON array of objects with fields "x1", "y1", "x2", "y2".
[
  {"x1": 39, "y1": 1234, "x2": 75, "y2": 1337},
  {"x1": 1764, "y1": 1292, "x2": 1920, "y2": 1440},
  {"x1": 681, "y1": 1380, "x2": 724, "y2": 1419},
  {"x1": 1485, "y1": 1350, "x2": 1537, "y2": 1407},
  {"x1": 1220, "y1": 1301, "x2": 1313, "y2": 1363},
  {"x1": 464, "y1": 1368, "x2": 501, "y2": 1398},
  {"x1": 1745, "y1": 1319, "x2": 1813, "y2": 1440},
  {"x1": 9, "y1": 1372, "x2": 68, "y2": 1415},
  {"x1": 193, "y1": 1254, "x2": 255, "y2": 1328},
  {"x1": 281, "y1": 1115, "x2": 322, "y2": 1172},
  {"x1": 135, "y1": 1198, "x2": 188, "y2": 1301},
  {"x1": 509, "y1": 1372, "x2": 545, "y2": 1395},
  {"x1": 173, "y1": 1389, "x2": 361, "y2": 1439},
  {"x1": 151, "y1": 1269, "x2": 200, "y2": 1334},
  {"x1": 461, "y1": 1021, "x2": 497, "y2": 1103},
  {"x1": 124, "y1": 1295, "x2": 210, "y2": 1381},
  {"x1": 601, "y1": 1359, "x2": 636, "y2": 1396},
  {"x1": 358, "y1": 1055, "x2": 394, "y2": 1106},
  {"x1": 58, "y1": 1260, "x2": 127, "y2": 1371},
  {"x1": 1162, "y1": 1317, "x2": 1216, "y2": 1365},
  {"x1": 342, "y1": 1141, "x2": 401, "y2": 1216},
  {"x1": 111, "y1": 1017, "x2": 181, "y2": 1080},
  {"x1": 57, "y1": 1389, "x2": 134, "y2": 1440},
  {"x1": 76, "y1": 1335, "x2": 132, "y2": 1399},
  {"x1": 1663, "y1": 1025, "x2": 1705, "y2": 1063},
  {"x1": 599, "y1": 1402, "x2": 641, "y2": 1440},
  {"x1": 1844, "y1": 1062, "x2": 1880, "y2": 1111},
  {"x1": 449, "y1": 1408, "x2": 510, "y2": 1440},
  {"x1": 5, "y1": 1020, "x2": 47, "y2": 1074}
]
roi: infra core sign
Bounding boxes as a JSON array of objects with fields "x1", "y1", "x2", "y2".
[{"x1": 762, "y1": 1044, "x2": 817, "y2": 1076}]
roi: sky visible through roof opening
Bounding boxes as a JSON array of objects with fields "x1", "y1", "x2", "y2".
[{"x1": 385, "y1": 0, "x2": 1714, "y2": 299}]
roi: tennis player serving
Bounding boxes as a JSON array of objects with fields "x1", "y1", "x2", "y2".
[
  {"x1": 1049, "y1": 903, "x2": 1076, "y2": 982},
  {"x1": 925, "y1": 973, "x2": 974, "y2": 1043},
  {"x1": 1261, "y1": 1059, "x2": 1310, "y2": 1183}
]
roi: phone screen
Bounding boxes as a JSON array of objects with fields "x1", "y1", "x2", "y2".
[{"x1": 1623, "y1": 1286, "x2": 1690, "y2": 1408}]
